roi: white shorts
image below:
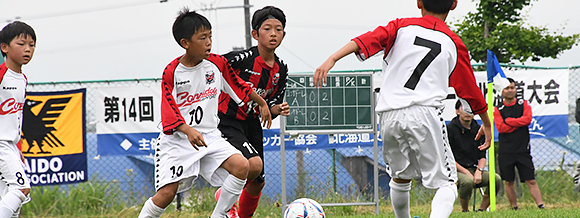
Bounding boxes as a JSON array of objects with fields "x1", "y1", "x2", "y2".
[
  {"x1": 0, "y1": 140, "x2": 31, "y2": 191},
  {"x1": 379, "y1": 106, "x2": 457, "y2": 189},
  {"x1": 154, "y1": 129, "x2": 241, "y2": 193}
]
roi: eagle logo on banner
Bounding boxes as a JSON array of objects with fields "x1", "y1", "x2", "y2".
[
  {"x1": 22, "y1": 97, "x2": 71, "y2": 154},
  {"x1": 21, "y1": 88, "x2": 87, "y2": 186}
]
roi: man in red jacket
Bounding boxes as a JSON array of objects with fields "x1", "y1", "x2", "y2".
[{"x1": 494, "y1": 78, "x2": 544, "y2": 210}]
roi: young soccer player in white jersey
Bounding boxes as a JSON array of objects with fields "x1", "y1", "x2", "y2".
[
  {"x1": 138, "y1": 9, "x2": 272, "y2": 218},
  {"x1": 0, "y1": 21, "x2": 35, "y2": 218},
  {"x1": 314, "y1": 0, "x2": 492, "y2": 217}
]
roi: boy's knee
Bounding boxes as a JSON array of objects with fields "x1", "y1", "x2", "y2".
[
  {"x1": 19, "y1": 188, "x2": 30, "y2": 196},
  {"x1": 226, "y1": 154, "x2": 249, "y2": 177},
  {"x1": 247, "y1": 157, "x2": 263, "y2": 178}
]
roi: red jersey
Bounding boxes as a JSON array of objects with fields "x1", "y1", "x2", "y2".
[
  {"x1": 218, "y1": 46, "x2": 288, "y2": 120},
  {"x1": 352, "y1": 15, "x2": 486, "y2": 115}
]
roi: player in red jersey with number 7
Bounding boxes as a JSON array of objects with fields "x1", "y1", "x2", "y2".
[{"x1": 314, "y1": 0, "x2": 491, "y2": 217}]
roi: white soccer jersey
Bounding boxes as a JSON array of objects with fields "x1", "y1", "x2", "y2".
[
  {"x1": 353, "y1": 15, "x2": 486, "y2": 115},
  {"x1": 0, "y1": 63, "x2": 27, "y2": 142},
  {"x1": 160, "y1": 54, "x2": 252, "y2": 134}
]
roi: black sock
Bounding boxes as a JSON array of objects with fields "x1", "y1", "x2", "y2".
[
  {"x1": 513, "y1": 206, "x2": 518, "y2": 211},
  {"x1": 538, "y1": 204, "x2": 544, "y2": 209}
]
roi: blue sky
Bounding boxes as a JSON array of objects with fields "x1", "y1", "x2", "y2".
[{"x1": 1, "y1": 0, "x2": 578, "y2": 82}]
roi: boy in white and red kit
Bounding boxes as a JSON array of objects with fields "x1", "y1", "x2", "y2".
[
  {"x1": 137, "y1": 9, "x2": 272, "y2": 218},
  {"x1": 0, "y1": 21, "x2": 36, "y2": 217}
]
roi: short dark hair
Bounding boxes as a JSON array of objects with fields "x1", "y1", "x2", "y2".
[
  {"x1": 0, "y1": 21, "x2": 36, "y2": 57},
  {"x1": 251, "y1": 6, "x2": 286, "y2": 31},
  {"x1": 455, "y1": 100, "x2": 462, "y2": 110},
  {"x1": 172, "y1": 8, "x2": 212, "y2": 48},
  {"x1": 507, "y1": 77, "x2": 515, "y2": 84},
  {"x1": 421, "y1": 0, "x2": 455, "y2": 14}
]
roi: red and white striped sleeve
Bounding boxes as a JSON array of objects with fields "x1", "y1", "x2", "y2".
[{"x1": 160, "y1": 57, "x2": 185, "y2": 135}]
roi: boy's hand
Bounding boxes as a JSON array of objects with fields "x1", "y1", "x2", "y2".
[
  {"x1": 177, "y1": 125, "x2": 207, "y2": 150},
  {"x1": 259, "y1": 104, "x2": 272, "y2": 129},
  {"x1": 314, "y1": 59, "x2": 336, "y2": 88},
  {"x1": 271, "y1": 102, "x2": 290, "y2": 116},
  {"x1": 475, "y1": 124, "x2": 491, "y2": 150}
]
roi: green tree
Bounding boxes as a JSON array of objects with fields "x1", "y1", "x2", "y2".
[{"x1": 454, "y1": 0, "x2": 579, "y2": 64}]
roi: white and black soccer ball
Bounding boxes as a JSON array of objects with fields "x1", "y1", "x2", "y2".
[{"x1": 283, "y1": 198, "x2": 325, "y2": 218}]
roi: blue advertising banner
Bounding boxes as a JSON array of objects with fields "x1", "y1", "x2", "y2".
[
  {"x1": 263, "y1": 129, "x2": 380, "y2": 151},
  {"x1": 97, "y1": 132, "x2": 159, "y2": 156}
]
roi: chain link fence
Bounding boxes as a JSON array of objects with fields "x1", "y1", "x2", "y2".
[{"x1": 26, "y1": 67, "x2": 580, "y2": 207}]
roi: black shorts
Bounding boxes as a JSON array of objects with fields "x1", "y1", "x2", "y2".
[
  {"x1": 218, "y1": 114, "x2": 265, "y2": 183},
  {"x1": 498, "y1": 152, "x2": 536, "y2": 182}
]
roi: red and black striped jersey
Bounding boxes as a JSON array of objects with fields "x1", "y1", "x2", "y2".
[
  {"x1": 218, "y1": 46, "x2": 288, "y2": 120},
  {"x1": 160, "y1": 54, "x2": 252, "y2": 134}
]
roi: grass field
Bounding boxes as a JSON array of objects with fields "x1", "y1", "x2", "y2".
[{"x1": 19, "y1": 170, "x2": 580, "y2": 217}]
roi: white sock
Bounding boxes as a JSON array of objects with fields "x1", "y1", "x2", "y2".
[
  {"x1": 0, "y1": 190, "x2": 25, "y2": 217},
  {"x1": 138, "y1": 197, "x2": 165, "y2": 218},
  {"x1": 11, "y1": 206, "x2": 20, "y2": 218},
  {"x1": 389, "y1": 180, "x2": 411, "y2": 218},
  {"x1": 211, "y1": 174, "x2": 246, "y2": 218},
  {"x1": 430, "y1": 184, "x2": 457, "y2": 218}
]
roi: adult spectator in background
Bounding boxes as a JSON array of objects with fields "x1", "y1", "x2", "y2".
[
  {"x1": 494, "y1": 78, "x2": 544, "y2": 210},
  {"x1": 448, "y1": 100, "x2": 501, "y2": 212}
]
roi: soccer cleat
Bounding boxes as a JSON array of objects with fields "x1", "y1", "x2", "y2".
[{"x1": 215, "y1": 187, "x2": 239, "y2": 218}]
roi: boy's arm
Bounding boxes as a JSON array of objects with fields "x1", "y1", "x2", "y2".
[
  {"x1": 249, "y1": 90, "x2": 272, "y2": 129},
  {"x1": 160, "y1": 60, "x2": 186, "y2": 135},
  {"x1": 314, "y1": 41, "x2": 360, "y2": 87},
  {"x1": 503, "y1": 100, "x2": 532, "y2": 127},
  {"x1": 176, "y1": 124, "x2": 207, "y2": 150},
  {"x1": 475, "y1": 111, "x2": 492, "y2": 150},
  {"x1": 268, "y1": 65, "x2": 289, "y2": 118}
]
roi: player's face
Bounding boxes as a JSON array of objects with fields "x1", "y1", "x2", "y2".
[
  {"x1": 254, "y1": 18, "x2": 284, "y2": 51},
  {"x1": 502, "y1": 82, "x2": 516, "y2": 100},
  {"x1": 184, "y1": 28, "x2": 212, "y2": 60},
  {"x1": 1, "y1": 34, "x2": 35, "y2": 66}
]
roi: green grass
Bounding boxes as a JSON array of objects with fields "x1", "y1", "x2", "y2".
[{"x1": 19, "y1": 170, "x2": 580, "y2": 217}]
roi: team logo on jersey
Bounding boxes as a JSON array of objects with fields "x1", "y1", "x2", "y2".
[
  {"x1": 176, "y1": 80, "x2": 190, "y2": 86},
  {"x1": 244, "y1": 69, "x2": 261, "y2": 76},
  {"x1": 21, "y1": 89, "x2": 85, "y2": 157},
  {"x1": 272, "y1": 73, "x2": 280, "y2": 86},
  {"x1": 2, "y1": 86, "x2": 17, "y2": 90},
  {"x1": 0, "y1": 98, "x2": 24, "y2": 115},
  {"x1": 176, "y1": 87, "x2": 218, "y2": 107},
  {"x1": 206, "y1": 71, "x2": 215, "y2": 84}
]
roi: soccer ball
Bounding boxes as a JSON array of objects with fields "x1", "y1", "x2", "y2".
[{"x1": 283, "y1": 198, "x2": 325, "y2": 218}]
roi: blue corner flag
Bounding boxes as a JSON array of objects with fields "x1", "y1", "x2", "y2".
[{"x1": 486, "y1": 50, "x2": 510, "y2": 90}]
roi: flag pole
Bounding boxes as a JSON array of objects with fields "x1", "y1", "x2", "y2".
[{"x1": 487, "y1": 77, "x2": 497, "y2": 212}]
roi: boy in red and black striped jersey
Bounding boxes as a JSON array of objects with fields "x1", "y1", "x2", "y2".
[
  {"x1": 216, "y1": 6, "x2": 289, "y2": 218},
  {"x1": 138, "y1": 9, "x2": 272, "y2": 218}
]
